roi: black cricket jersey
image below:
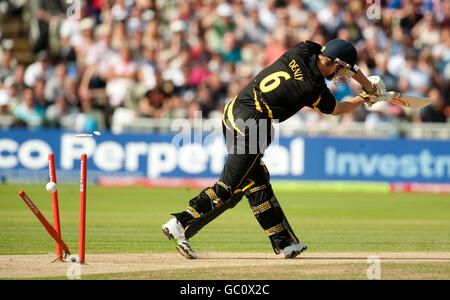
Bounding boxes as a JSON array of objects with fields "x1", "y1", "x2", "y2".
[{"x1": 236, "y1": 41, "x2": 336, "y2": 122}]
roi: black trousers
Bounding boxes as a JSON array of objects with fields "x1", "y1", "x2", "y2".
[
  {"x1": 174, "y1": 99, "x2": 299, "y2": 251},
  {"x1": 220, "y1": 102, "x2": 273, "y2": 191},
  {"x1": 176, "y1": 98, "x2": 273, "y2": 223}
]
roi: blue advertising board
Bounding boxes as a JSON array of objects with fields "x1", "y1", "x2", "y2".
[{"x1": 0, "y1": 129, "x2": 449, "y2": 184}]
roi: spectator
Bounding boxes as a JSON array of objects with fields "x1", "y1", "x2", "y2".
[
  {"x1": 371, "y1": 53, "x2": 399, "y2": 92},
  {"x1": 412, "y1": 11, "x2": 441, "y2": 48},
  {"x1": 0, "y1": 47, "x2": 14, "y2": 83},
  {"x1": 4, "y1": 80, "x2": 19, "y2": 112},
  {"x1": 142, "y1": 19, "x2": 159, "y2": 50},
  {"x1": 387, "y1": 27, "x2": 408, "y2": 77},
  {"x1": 239, "y1": 8, "x2": 267, "y2": 46},
  {"x1": 441, "y1": 0, "x2": 450, "y2": 27},
  {"x1": 59, "y1": 30, "x2": 77, "y2": 71},
  {"x1": 10, "y1": 65, "x2": 26, "y2": 102},
  {"x1": 207, "y1": 72, "x2": 227, "y2": 108},
  {"x1": 45, "y1": 63, "x2": 67, "y2": 102},
  {"x1": 420, "y1": 88, "x2": 448, "y2": 122},
  {"x1": 106, "y1": 45, "x2": 138, "y2": 107},
  {"x1": 196, "y1": 81, "x2": 215, "y2": 118},
  {"x1": 13, "y1": 87, "x2": 46, "y2": 128},
  {"x1": 399, "y1": 0, "x2": 423, "y2": 36},
  {"x1": 63, "y1": 78, "x2": 80, "y2": 107},
  {"x1": 33, "y1": 77, "x2": 47, "y2": 108},
  {"x1": 317, "y1": 0, "x2": 344, "y2": 39},
  {"x1": 189, "y1": 36, "x2": 212, "y2": 64},
  {"x1": 0, "y1": 0, "x2": 447, "y2": 134},
  {"x1": 219, "y1": 32, "x2": 242, "y2": 64},
  {"x1": 432, "y1": 27, "x2": 450, "y2": 75},
  {"x1": 287, "y1": 0, "x2": 311, "y2": 30},
  {"x1": 263, "y1": 29, "x2": 289, "y2": 66},
  {"x1": 137, "y1": 46, "x2": 158, "y2": 92},
  {"x1": 24, "y1": 50, "x2": 49, "y2": 87},
  {"x1": 365, "y1": 101, "x2": 393, "y2": 133},
  {"x1": 76, "y1": 92, "x2": 106, "y2": 132},
  {"x1": 73, "y1": 17, "x2": 97, "y2": 68},
  {"x1": 85, "y1": 25, "x2": 113, "y2": 69},
  {"x1": 258, "y1": 0, "x2": 278, "y2": 31},
  {"x1": 111, "y1": 0, "x2": 129, "y2": 22},
  {"x1": 46, "y1": 95, "x2": 79, "y2": 128},
  {"x1": 111, "y1": 21, "x2": 128, "y2": 51},
  {"x1": 189, "y1": 58, "x2": 211, "y2": 87},
  {"x1": 160, "y1": 20, "x2": 189, "y2": 67},
  {"x1": 28, "y1": 0, "x2": 66, "y2": 53},
  {"x1": 0, "y1": 89, "x2": 12, "y2": 116},
  {"x1": 339, "y1": 9, "x2": 363, "y2": 44},
  {"x1": 139, "y1": 81, "x2": 172, "y2": 119},
  {"x1": 398, "y1": 51, "x2": 431, "y2": 97},
  {"x1": 329, "y1": 80, "x2": 353, "y2": 101},
  {"x1": 78, "y1": 25, "x2": 115, "y2": 102},
  {"x1": 204, "y1": 2, "x2": 236, "y2": 52}
]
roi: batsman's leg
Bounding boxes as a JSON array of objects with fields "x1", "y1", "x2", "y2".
[
  {"x1": 172, "y1": 152, "x2": 261, "y2": 236},
  {"x1": 163, "y1": 99, "x2": 270, "y2": 258},
  {"x1": 245, "y1": 163, "x2": 307, "y2": 258},
  {"x1": 163, "y1": 152, "x2": 261, "y2": 259}
]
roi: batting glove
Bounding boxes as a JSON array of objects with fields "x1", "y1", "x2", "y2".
[
  {"x1": 365, "y1": 76, "x2": 386, "y2": 96},
  {"x1": 359, "y1": 92, "x2": 392, "y2": 107}
]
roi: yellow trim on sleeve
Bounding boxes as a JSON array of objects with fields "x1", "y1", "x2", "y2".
[
  {"x1": 312, "y1": 96, "x2": 322, "y2": 111},
  {"x1": 253, "y1": 88, "x2": 273, "y2": 119},
  {"x1": 253, "y1": 89, "x2": 263, "y2": 113},
  {"x1": 263, "y1": 102, "x2": 273, "y2": 119},
  {"x1": 227, "y1": 97, "x2": 245, "y2": 137},
  {"x1": 222, "y1": 101, "x2": 232, "y2": 131}
]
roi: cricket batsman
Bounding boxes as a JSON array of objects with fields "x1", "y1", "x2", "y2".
[{"x1": 162, "y1": 39, "x2": 391, "y2": 259}]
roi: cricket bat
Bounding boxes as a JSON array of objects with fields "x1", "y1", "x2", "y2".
[{"x1": 388, "y1": 91, "x2": 432, "y2": 109}]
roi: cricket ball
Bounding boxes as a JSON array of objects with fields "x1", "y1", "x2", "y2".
[{"x1": 46, "y1": 182, "x2": 57, "y2": 193}]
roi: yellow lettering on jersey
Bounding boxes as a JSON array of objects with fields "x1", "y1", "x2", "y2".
[
  {"x1": 260, "y1": 71, "x2": 291, "y2": 93},
  {"x1": 288, "y1": 59, "x2": 304, "y2": 81}
]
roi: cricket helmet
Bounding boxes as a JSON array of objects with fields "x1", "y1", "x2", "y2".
[{"x1": 321, "y1": 39, "x2": 359, "y2": 77}]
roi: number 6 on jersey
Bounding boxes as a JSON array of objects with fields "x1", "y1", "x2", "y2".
[{"x1": 259, "y1": 71, "x2": 291, "y2": 93}]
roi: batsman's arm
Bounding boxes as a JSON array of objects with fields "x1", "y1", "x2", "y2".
[
  {"x1": 331, "y1": 96, "x2": 364, "y2": 115},
  {"x1": 352, "y1": 69, "x2": 377, "y2": 95}
]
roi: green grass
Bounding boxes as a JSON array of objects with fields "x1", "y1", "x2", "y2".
[{"x1": 1, "y1": 184, "x2": 449, "y2": 255}]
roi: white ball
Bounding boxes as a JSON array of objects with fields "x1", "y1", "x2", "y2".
[{"x1": 46, "y1": 182, "x2": 57, "y2": 193}]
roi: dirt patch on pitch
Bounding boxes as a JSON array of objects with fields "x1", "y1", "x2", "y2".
[{"x1": 1, "y1": 252, "x2": 449, "y2": 279}]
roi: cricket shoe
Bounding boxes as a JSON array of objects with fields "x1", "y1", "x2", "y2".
[
  {"x1": 281, "y1": 242, "x2": 308, "y2": 259},
  {"x1": 162, "y1": 218, "x2": 197, "y2": 259}
]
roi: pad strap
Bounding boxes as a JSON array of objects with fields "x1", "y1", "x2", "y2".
[
  {"x1": 265, "y1": 222, "x2": 286, "y2": 236},
  {"x1": 185, "y1": 206, "x2": 201, "y2": 219},
  {"x1": 252, "y1": 201, "x2": 272, "y2": 215},
  {"x1": 248, "y1": 183, "x2": 269, "y2": 194},
  {"x1": 205, "y1": 188, "x2": 223, "y2": 209},
  {"x1": 216, "y1": 181, "x2": 233, "y2": 195}
]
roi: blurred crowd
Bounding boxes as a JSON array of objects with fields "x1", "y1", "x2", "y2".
[{"x1": 0, "y1": 0, "x2": 449, "y2": 133}]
